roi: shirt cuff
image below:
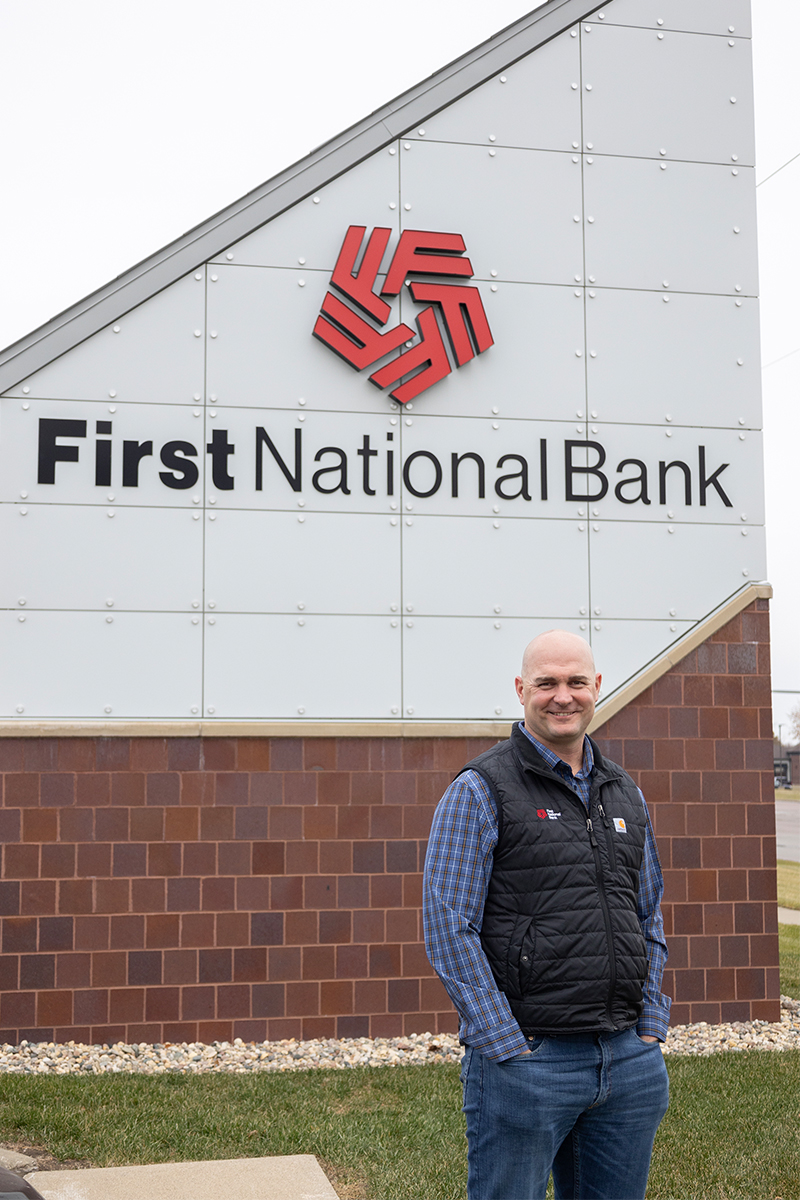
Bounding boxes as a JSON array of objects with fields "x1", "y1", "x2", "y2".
[
  {"x1": 462, "y1": 1016, "x2": 530, "y2": 1061},
  {"x1": 637, "y1": 1002, "x2": 671, "y2": 1043}
]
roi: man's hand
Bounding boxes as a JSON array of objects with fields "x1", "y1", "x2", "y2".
[{"x1": 639, "y1": 1035, "x2": 659, "y2": 1043}]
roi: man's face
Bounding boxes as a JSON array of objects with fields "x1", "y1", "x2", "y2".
[{"x1": 515, "y1": 635, "x2": 601, "y2": 755}]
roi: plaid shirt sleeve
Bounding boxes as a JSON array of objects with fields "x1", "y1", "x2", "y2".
[
  {"x1": 635, "y1": 792, "x2": 672, "y2": 1041},
  {"x1": 423, "y1": 771, "x2": 530, "y2": 1061}
]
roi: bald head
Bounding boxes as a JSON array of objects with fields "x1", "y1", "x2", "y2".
[
  {"x1": 515, "y1": 631, "x2": 601, "y2": 768},
  {"x1": 521, "y1": 630, "x2": 596, "y2": 680}
]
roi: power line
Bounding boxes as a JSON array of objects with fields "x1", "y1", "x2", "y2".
[
  {"x1": 762, "y1": 346, "x2": 800, "y2": 371},
  {"x1": 756, "y1": 150, "x2": 800, "y2": 187}
]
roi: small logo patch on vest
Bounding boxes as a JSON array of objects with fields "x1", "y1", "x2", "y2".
[
  {"x1": 537, "y1": 808, "x2": 561, "y2": 820},
  {"x1": 613, "y1": 817, "x2": 627, "y2": 833}
]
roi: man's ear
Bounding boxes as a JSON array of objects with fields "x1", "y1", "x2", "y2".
[
  {"x1": 595, "y1": 673, "x2": 602, "y2": 697},
  {"x1": 515, "y1": 676, "x2": 525, "y2": 704}
]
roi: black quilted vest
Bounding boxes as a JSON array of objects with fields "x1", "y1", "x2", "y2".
[{"x1": 463, "y1": 725, "x2": 648, "y2": 1035}]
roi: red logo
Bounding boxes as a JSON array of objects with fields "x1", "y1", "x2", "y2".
[
  {"x1": 313, "y1": 226, "x2": 494, "y2": 404},
  {"x1": 537, "y1": 809, "x2": 547, "y2": 819}
]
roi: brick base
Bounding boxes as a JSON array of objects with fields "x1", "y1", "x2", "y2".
[
  {"x1": 593, "y1": 599, "x2": 780, "y2": 1025},
  {"x1": 0, "y1": 600, "x2": 779, "y2": 1043}
]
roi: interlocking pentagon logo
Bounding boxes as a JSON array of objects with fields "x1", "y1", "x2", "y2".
[{"x1": 313, "y1": 226, "x2": 494, "y2": 404}]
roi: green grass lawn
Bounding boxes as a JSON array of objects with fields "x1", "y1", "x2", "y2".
[
  {"x1": 0, "y1": 935, "x2": 795, "y2": 1197},
  {"x1": 0, "y1": 1053, "x2": 797, "y2": 1200},
  {"x1": 778, "y1": 860, "x2": 800, "y2": 909},
  {"x1": 781, "y1": 922, "x2": 799, "y2": 998}
]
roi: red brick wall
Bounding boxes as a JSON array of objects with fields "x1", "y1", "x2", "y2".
[
  {"x1": 0, "y1": 733, "x2": 491, "y2": 1045},
  {"x1": 593, "y1": 599, "x2": 780, "y2": 1024},
  {"x1": 0, "y1": 599, "x2": 778, "y2": 1044}
]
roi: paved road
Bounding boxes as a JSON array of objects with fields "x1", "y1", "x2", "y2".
[{"x1": 776, "y1": 800, "x2": 799, "y2": 862}]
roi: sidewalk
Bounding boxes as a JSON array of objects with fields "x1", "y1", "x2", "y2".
[{"x1": 28, "y1": 1155, "x2": 340, "y2": 1200}]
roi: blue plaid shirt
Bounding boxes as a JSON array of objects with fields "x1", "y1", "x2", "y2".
[{"x1": 423, "y1": 724, "x2": 671, "y2": 1059}]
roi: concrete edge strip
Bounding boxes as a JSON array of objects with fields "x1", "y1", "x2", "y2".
[{"x1": 0, "y1": 583, "x2": 771, "y2": 739}]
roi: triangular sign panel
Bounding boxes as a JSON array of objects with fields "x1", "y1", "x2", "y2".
[{"x1": 0, "y1": 0, "x2": 764, "y2": 722}]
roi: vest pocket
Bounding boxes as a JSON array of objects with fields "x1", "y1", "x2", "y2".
[
  {"x1": 603, "y1": 823, "x2": 618, "y2": 874},
  {"x1": 509, "y1": 916, "x2": 537, "y2": 997},
  {"x1": 597, "y1": 803, "x2": 618, "y2": 873}
]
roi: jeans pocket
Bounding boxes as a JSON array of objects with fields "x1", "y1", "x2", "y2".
[{"x1": 506, "y1": 1037, "x2": 547, "y2": 1062}]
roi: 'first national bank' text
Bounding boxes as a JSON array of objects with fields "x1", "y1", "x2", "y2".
[{"x1": 36, "y1": 418, "x2": 735, "y2": 509}]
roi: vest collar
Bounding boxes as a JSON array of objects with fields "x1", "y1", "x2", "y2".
[{"x1": 510, "y1": 724, "x2": 624, "y2": 789}]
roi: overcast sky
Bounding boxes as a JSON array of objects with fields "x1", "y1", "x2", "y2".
[{"x1": 0, "y1": 0, "x2": 797, "y2": 733}]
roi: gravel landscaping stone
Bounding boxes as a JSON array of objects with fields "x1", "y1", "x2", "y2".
[{"x1": 0, "y1": 998, "x2": 795, "y2": 1077}]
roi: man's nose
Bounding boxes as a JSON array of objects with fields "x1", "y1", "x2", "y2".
[{"x1": 552, "y1": 684, "x2": 573, "y2": 705}]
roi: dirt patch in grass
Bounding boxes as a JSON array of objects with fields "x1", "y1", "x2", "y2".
[
  {"x1": 320, "y1": 1158, "x2": 369, "y2": 1199},
  {"x1": 1, "y1": 1141, "x2": 93, "y2": 1171}
]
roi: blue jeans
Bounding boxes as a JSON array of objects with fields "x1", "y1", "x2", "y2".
[{"x1": 461, "y1": 1029, "x2": 669, "y2": 1200}]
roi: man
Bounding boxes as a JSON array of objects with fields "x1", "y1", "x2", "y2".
[{"x1": 423, "y1": 630, "x2": 670, "y2": 1200}]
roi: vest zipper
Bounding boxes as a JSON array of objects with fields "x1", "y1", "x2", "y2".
[
  {"x1": 586, "y1": 815, "x2": 617, "y2": 1026},
  {"x1": 597, "y1": 803, "x2": 617, "y2": 873}
]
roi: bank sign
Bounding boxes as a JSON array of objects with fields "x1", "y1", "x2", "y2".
[{"x1": 0, "y1": 6, "x2": 765, "y2": 722}]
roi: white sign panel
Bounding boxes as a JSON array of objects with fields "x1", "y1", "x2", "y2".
[{"x1": 0, "y1": 10, "x2": 765, "y2": 721}]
